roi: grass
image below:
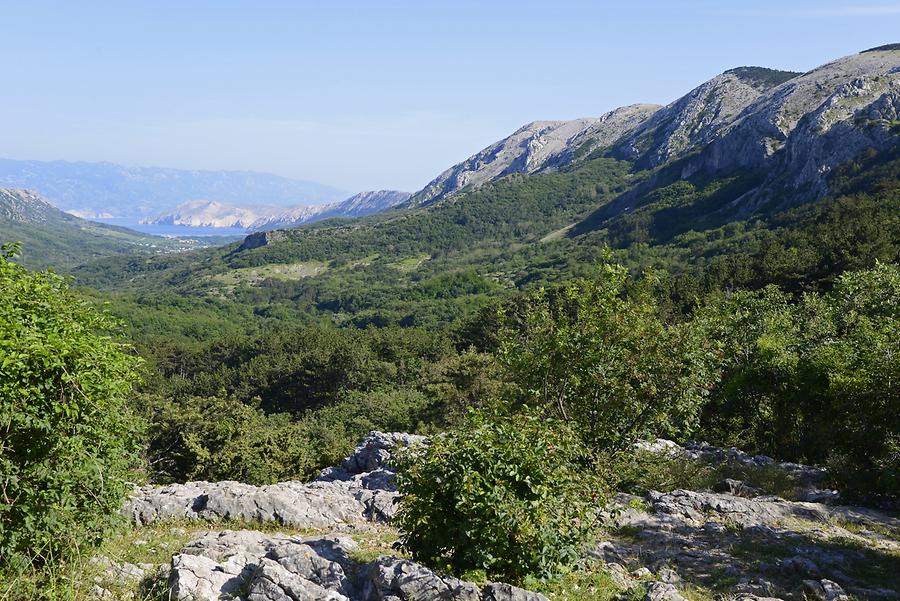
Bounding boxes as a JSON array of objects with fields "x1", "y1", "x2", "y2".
[
  {"x1": 532, "y1": 564, "x2": 635, "y2": 601},
  {"x1": 613, "y1": 450, "x2": 808, "y2": 500},
  {"x1": 389, "y1": 254, "x2": 430, "y2": 272},
  {"x1": 830, "y1": 517, "x2": 900, "y2": 541},
  {"x1": 210, "y1": 260, "x2": 328, "y2": 285}
]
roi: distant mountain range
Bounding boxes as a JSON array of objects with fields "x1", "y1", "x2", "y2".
[
  {"x1": 0, "y1": 160, "x2": 347, "y2": 220},
  {"x1": 145, "y1": 190, "x2": 411, "y2": 231},
  {"x1": 5, "y1": 43, "x2": 900, "y2": 289}
]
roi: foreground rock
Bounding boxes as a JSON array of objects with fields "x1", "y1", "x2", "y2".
[
  {"x1": 127, "y1": 432, "x2": 425, "y2": 529},
  {"x1": 124, "y1": 431, "x2": 898, "y2": 600},
  {"x1": 166, "y1": 529, "x2": 546, "y2": 601},
  {"x1": 597, "y1": 488, "x2": 900, "y2": 599}
]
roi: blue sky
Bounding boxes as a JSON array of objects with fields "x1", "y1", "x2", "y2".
[{"x1": 0, "y1": 1, "x2": 898, "y2": 192}]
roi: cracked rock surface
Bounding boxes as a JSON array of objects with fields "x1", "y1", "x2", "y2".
[
  {"x1": 166, "y1": 530, "x2": 545, "y2": 601},
  {"x1": 127, "y1": 432, "x2": 424, "y2": 529},
  {"x1": 594, "y1": 488, "x2": 899, "y2": 600}
]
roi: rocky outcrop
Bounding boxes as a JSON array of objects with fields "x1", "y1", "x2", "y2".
[
  {"x1": 124, "y1": 430, "x2": 900, "y2": 600},
  {"x1": 613, "y1": 67, "x2": 799, "y2": 168},
  {"x1": 634, "y1": 438, "x2": 829, "y2": 490},
  {"x1": 595, "y1": 486, "x2": 900, "y2": 599},
  {"x1": 127, "y1": 432, "x2": 425, "y2": 529},
  {"x1": 165, "y1": 530, "x2": 545, "y2": 601},
  {"x1": 407, "y1": 106, "x2": 660, "y2": 206}
]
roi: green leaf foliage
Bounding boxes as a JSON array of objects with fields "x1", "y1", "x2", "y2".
[
  {"x1": 496, "y1": 263, "x2": 719, "y2": 452},
  {"x1": 698, "y1": 262, "x2": 900, "y2": 497},
  {"x1": 395, "y1": 411, "x2": 604, "y2": 582},
  {"x1": 0, "y1": 244, "x2": 141, "y2": 568}
]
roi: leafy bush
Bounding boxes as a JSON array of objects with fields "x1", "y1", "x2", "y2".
[
  {"x1": 699, "y1": 262, "x2": 900, "y2": 497},
  {"x1": 0, "y1": 245, "x2": 141, "y2": 568},
  {"x1": 496, "y1": 264, "x2": 718, "y2": 452},
  {"x1": 395, "y1": 412, "x2": 603, "y2": 581},
  {"x1": 142, "y1": 394, "x2": 314, "y2": 485}
]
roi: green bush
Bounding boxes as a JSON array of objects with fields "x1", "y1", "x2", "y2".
[
  {"x1": 0, "y1": 245, "x2": 141, "y2": 568},
  {"x1": 496, "y1": 264, "x2": 718, "y2": 452},
  {"x1": 395, "y1": 411, "x2": 603, "y2": 582},
  {"x1": 699, "y1": 262, "x2": 900, "y2": 497},
  {"x1": 142, "y1": 394, "x2": 314, "y2": 485}
]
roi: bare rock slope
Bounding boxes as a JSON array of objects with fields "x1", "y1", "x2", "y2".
[
  {"x1": 408, "y1": 105, "x2": 660, "y2": 206},
  {"x1": 408, "y1": 46, "x2": 900, "y2": 214}
]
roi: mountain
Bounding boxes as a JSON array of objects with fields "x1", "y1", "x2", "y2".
[
  {"x1": 145, "y1": 190, "x2": 410, "y2": 232},
  {"x1": 74, "y1": 45, "x2": 900, "y2": 329},
  {"x1": 0, "y1": 188, "x2": 218, "y2": 270},
  {"x1": 0, "y1": 160, "x2": 347, "y2": 220},
  {"x1": 579, "y1": 46, "x2": 900, "y2": 229},
  {"x1": 610, "y1": 67, "x2": 801, "y2": 168},
  {"x1": 143, "y1": 200, "x2": 272, "y2": 229},
  {"x1": 249, "y1": 190, "x2": 411, "y2": 231},
  {"x1": 407, "y1": 105, "x2": 660, "y2": 206}
]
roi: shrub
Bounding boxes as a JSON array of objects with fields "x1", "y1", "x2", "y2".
[
  {"x1": 699, "y1": 262, "x2": 900, "y2": 497},
  {"x1": 0, "y1": 245, "x2": 141, "y2": 568},
  {"x1": 395, "y1": 411, "x2": 603, "y2": 581},
  {"x1": 142, "y1": 394, "x2": 314, "y2": 485},
  {"x1": 496, "y1": 264, "x2": 718, "y2": 452}
]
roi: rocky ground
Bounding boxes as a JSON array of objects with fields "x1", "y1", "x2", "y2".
[{"x1": 87, "y1": 433, "x2": 899, "y2": 601}]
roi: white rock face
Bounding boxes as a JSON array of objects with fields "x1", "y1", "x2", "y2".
[
  {"x1": 614, "y1": 67, "x2": 798, "y2": 167},
  {"x1": 126, "y1": 432, "x2": 425, "y2": 529},
  {"x1": 697, "y1": 47, "x2": 900, "y2": 205},
  {"x1": 144, "y1": 191, "x2": 411, "y2": 231},
  {"x1": 143, "y1": 199, "x2": 268, "y2": 228},
  {"x1": 250, "y1": 190, "x2": 411, "y2": 231},
  {"x1": 408, "y1": 105, "x2": 661, "y2": 206}
]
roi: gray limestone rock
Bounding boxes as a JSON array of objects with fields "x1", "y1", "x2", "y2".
[
  {"x1": 128, "y1": 431, "x2": 422, "y2": 529},
  {"x1": 482, "y1": 582, "x2": 549, "y2": 601},
  {"x1": 644, "y1": 582, "x2": 689, "y2": 601},
  {"x1": 363, "y1": 557, "x2": 481, "y2": 601}
]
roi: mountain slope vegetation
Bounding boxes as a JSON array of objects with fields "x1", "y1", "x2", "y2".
[{"x1": 0, "y1": 189, "x2": 219, "y2": 270}]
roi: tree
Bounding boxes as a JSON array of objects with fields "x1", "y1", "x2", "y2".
[
  {"x1": 698, "y1": 262, "x2": 900, "y2": 497},
  {"x1": 496, "y1": 264, "x2": 717, "y2": 452},
  {"x1": 0, "y1": 244, "x2": 141, "y2": 567}
]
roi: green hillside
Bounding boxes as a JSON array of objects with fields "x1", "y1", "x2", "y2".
[
  {"x1": 74, "y1": 145, "x2": 900, "y2": 336},
  {"x1": 0, "y1": 188, "x2": 225, "y2": 271}
]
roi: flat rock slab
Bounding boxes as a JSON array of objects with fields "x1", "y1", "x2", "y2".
[
  {"x1": 127, "y1": 431, "x2": 426, "y2": 529},
  {"x1": 127, "y1": 479, "x2": 397, "y2": 529}
]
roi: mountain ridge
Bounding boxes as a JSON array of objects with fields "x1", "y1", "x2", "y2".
[
  {"x1": 144, "y1": 190, "x2": 411, "y2": 231},
  {"x1": 0, "y1": 188, "x2": 218, "y2": 270}
]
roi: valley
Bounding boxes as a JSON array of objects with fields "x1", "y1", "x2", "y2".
[{"x1": 1, "y1": 40, "x2": 899, "y2": 601}]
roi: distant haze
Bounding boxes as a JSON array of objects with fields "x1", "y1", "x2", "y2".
[
  {"x1": 0, "y1": 1, "x2": 898, "y2": 191},
  {"x1": 0, "y1": 159, "x2": 346, "y2": 220}
]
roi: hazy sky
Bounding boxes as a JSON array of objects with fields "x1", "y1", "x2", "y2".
[{"x1": 1, "y1": 1, "x2": 898, "y2": 192}]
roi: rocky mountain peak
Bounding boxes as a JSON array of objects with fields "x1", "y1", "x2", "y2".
[
  {"x1": 613, "y1": 67, "x2": 800, "y2": 168},
  {"x1": 693, "y1": 45, "x2": 900, "y2": 206},
  {"x1": 408, "y1": 106, "x2": 659, "y2": 207}
]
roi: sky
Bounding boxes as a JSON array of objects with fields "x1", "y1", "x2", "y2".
[{"x1": 0, "y1": 1, "x2": 898, "y2": 193}]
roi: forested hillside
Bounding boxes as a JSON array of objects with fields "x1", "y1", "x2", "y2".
[{"x1": 2, "y1": 44, "x2": 899, "y2": 601}]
